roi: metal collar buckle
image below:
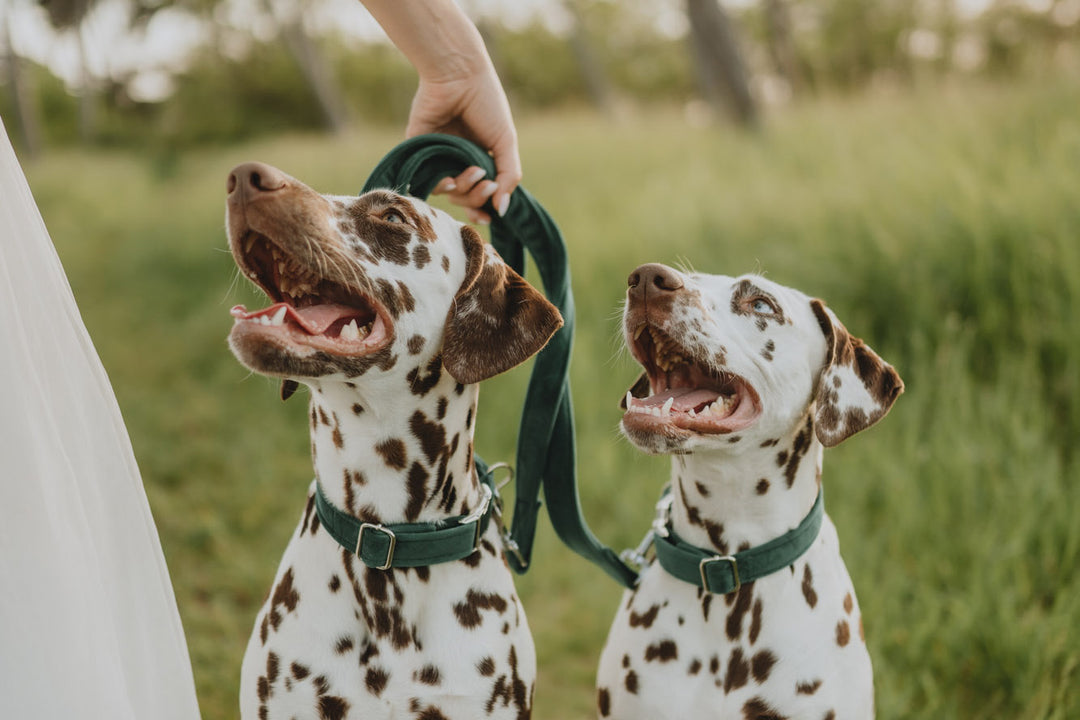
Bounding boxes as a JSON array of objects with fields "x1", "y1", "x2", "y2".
[
  {"x1": 357, "y1": 523, "x2": 397, "y2": 570},
  {"x1": 700, "y1": 555, "x2": 740, "y2": 595}
]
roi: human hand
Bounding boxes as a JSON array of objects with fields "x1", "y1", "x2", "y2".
[{"x1": 406, "y1": 66, "x2": 521, "y2": 225}]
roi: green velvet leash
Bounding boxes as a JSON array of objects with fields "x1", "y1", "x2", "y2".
[{"x1": 362, "y1": 134, "x2": 638, "y2": 588}]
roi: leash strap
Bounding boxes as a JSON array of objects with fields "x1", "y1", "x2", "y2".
[
  {"x1": 653, "y1": 489, "x2": 825, "y2": 594},
  {"x1": 314, "y1": 474, "x2": 494, "y2": 569},
  {"x1": 362, "y1": 134, "x2": 638, "y2": 588}
]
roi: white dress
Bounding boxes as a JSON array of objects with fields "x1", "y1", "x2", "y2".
[{"x1": 0, "y1": 117, "x2": 201, "y2": 718}]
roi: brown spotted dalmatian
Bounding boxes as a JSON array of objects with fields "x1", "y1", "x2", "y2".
[
  {"x1": 224, "y1": 162, "x2": 562, "y2": 720},
  {"x1": 596, "y1": 263, "x2": 903, "y2": 720}
]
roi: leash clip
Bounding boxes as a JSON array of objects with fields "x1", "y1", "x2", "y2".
[
  {"x1": 486, "y1": 463, "x2": 529, "y2": 569},
  {"x1": 619, "y1": 488, "x2": 675, "y2": 572},
  {"x1": 461, "y1": 482, "x2": 494, "y2": 551}
]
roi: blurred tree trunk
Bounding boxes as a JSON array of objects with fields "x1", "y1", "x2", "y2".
[
  {"x1": 763, "y1": 0, "x2": 806, "y2": 97},
  {"x1": 685, "y1": 0, "x2": 757, "y2": 127},
  {"x1": 564, "y1": 0, "x2": 618, "y2": 117},
  {"x1": 74, "y1": 22, "x2": 96, "y2": 143},
  {"x1": 261, "y1": 0, "x2": 349, "y2": 134},
  {"x1": 2, "y1": 12, "x2": 42, "y2": 156},
  {"x1": 40, "y1": 0, "x2": 98, "y2": 142}
]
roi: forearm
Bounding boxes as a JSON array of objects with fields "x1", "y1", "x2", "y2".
[{"x1": 360, "y1": 0, "x2": 491, "y2": 82}]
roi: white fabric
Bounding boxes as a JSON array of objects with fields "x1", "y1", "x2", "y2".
[{"x1": 0, "y1": 118, "x2": 201, "y2": 719}]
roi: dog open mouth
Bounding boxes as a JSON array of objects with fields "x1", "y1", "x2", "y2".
[
  {"x1": 230, "y1": 230, "x2": 392, "y2": 355},
  {"x1": 623, "y1": 323, "x2": 761, "y2": 434}
]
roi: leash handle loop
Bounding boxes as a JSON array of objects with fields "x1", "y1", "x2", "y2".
[{"x1": 363, "y1": 134, "x2": 638, "y2": 588}]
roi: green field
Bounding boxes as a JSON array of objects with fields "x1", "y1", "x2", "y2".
[{"x1": 23, "y1": 77, "x2": 1080, "y2": 719}]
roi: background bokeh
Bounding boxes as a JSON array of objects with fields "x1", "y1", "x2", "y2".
[{"x1": 5, "y1": 1, "x2": 1079, "y2": 718}]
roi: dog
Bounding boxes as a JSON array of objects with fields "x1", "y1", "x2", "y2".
[
  {"x1": 224, "y1": 161, "x2": 562, "y2": 719},
  {"x1": 596, "y1": 263, "x2": 902, "y2": 720}
]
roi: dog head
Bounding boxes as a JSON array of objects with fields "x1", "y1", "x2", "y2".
[
  {"x1": 225, "y1": 162, "x2": 561, "y2": 396},
  {"x1": 620, "y1": 263, "x2": 902, "y2": 454}
]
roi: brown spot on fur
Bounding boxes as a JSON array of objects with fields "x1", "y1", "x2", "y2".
[
  {"x1": 742, "y1": 697, "x2": 789, "y2": 720},
  {"x1": 724, "y1": 648, "x2": 750, "y2": 693},
  {"x1": 407, "y1": 335, "x2": 425, "y2": 355},
  {"x1": 405, "y1": 462, "x2": 429, "y2": 522},
  {"x1": 689, "y1": 658, "x2": 702, "y2": 675},
  {"x1": 441, "y1": 255, "x2": 450, "y2": 273},
  {"x1": 750, "y1": 650, "x2": 776, "y2": 683},
  {"x1": 709, "y1": 655, "x2": 720, "y2": 674},
  {"x1": 844, "y1": 593, "x2": 854, "y2": 614},
  {"x1": 598, "y1": 687, "x2": 611, "y2": 717},
  {"x1": 477, "y1": 656, "x2": 496, "y2": 676},
  {"x1": 365, "y1": 667, "x2": 389, "y2": 696},
  {"x1": 352, "y1": 403, "x2": 364, "y2": 415},
  {"x1": 837, "y1": 620, "x2": 851, "y2": 647},
  {"x1": 644, "y1": 640, "x2": 678, "y2": 662},
  {"x1": 629, "y1": 604, "x2": 661, "y2": 629},
  {"x1": 407, "y1": 354, "x2": 443, "y2": 397},
  {"x1": 453, "y1": 589, "x2": 508, "y2": 629},
  {"x1": 375, "y1": 438, "x2": 407, "y2": 470},
  {"x1": 802, "y1": 565, "x2": 818, "y2": 609},
  {"x1": 749, "y1": 599, "x2": 763, "y2": 645},
  {"x1": 726, "y1": 582, "x2": 755, "y2": 640},
  {"x1": 413, "y1": 244, "x2": 431, "y2": 269},
  {"x1": 624, "y1": 670, "x2": 638, "y2": 694},
  {"x1": 319, "y1": 696, "x2": 349, "y2": 720},
  {"x1": 335, "y1": 636, "x2": 354, "y2": 654},
  {"x1": 328, "y1": 575, "x2": 341, "y2": 592},
  {"x1": 410, "y1": 410, "x2": 447, "y2": 465},
  {"x1": 796, "y1": 679, "x2": 823, "y2": 695},
  {"x1": 414, "y1": 665, "x2": 441, "y2": 685},
  {"x1": 756, "y1": 479, "x2": 770, "y2": 495}
]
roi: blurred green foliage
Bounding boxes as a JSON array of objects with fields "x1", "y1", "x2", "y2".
[
  {"x1": 22, "y1": 75, "x2": 1080, "y2": 718},
  {"x1": 4, "y1": 0, "x2": 1079, "y2": 152}
]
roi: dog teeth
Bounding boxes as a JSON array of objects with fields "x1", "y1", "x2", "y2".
[
  {"x1": 340, "y1": 319, "x2": 360, "y2": 341},
  {"x1": 626, "y1": 391, "x2": 634, "y2": 410},
  {"x1": 688, "y1": 408, "x2": 697, "y2": 418},
  {"x1": 661, "y1": 397, "x2": 674, "y2": 416},
  {"x1": 270, "y1": 306, "x2": 287, "y2": 326}
]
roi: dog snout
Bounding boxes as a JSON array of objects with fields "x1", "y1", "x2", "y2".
[
  {"x1": 628, "y1": 263, "x2": 684, "y2": 302},
  {"x1": 228, "y1": 162, "x2": 288, "y2": 200}
]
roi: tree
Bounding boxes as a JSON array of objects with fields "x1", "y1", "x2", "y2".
[
  {"x1": 39, "y1": 0, "x2": 97, "y2": 142},
  {"x1": 2, "y1": 5, "x2": 42, "y2": 156},
  {"x1": 685, "y1": 0, "x2": 757, "y2": 126}
]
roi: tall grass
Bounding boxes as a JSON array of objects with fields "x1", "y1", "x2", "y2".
[{"x1": 22, "y1": 77, "x2": 1079, "y2": 718}]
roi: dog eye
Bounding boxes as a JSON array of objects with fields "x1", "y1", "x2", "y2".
[
  {"x1": 751, "y1": 298, "x2": 778, "y2": 315},
  {"x1": 382, "y1": 210, "x2": 406, "y2": 225}
]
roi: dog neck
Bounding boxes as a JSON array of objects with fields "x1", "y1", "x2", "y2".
[
  {"x1": 305, "y1": 369, "x2": 483, "y2": 526},
  {"x1": 668, "y1": 414, "x2": 823, "y2": 554}
]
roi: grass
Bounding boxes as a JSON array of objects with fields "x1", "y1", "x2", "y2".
[{"x1": 21, "y1": 76, "x2": 1080, "y2": 719}]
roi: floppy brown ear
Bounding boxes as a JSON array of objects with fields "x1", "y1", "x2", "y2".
[
  {"x1": 443, "y1": 226, "x2": 563, "y2": 385},
  {"x1": 810, "y1": 299, "x2": 903, "y2": 447}
]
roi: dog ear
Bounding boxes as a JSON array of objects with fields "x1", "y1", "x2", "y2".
[
  {"x1": 443, "y1": 226, "x2": 563, "y2": 385},
  {"x1": 810, "y1": 300, "x2": 903, "y2": 447},
  {"x1": 620, "y1": 372, "x2": 651, "y2": 409}
]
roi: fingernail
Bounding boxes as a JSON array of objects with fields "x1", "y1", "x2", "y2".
[
  {"x1": 476, "y1": 215, "x2": 490, "y2": 226},
  {"x1": 496, "y1": 193, "x2": 510, "y2": 217},
  {"x1": 442, "y1": 180, "x2": 456, "y2": 193},
  {"x1": 464, "y1": 167, "x2": 487, "y2": 185},
  {"x1": 478, "y1": 181, "x2": 498, "y2": 200}
]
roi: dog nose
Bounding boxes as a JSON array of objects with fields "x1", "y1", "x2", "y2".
[
  {"x1": 227, "y1": 162, "x2": 288, "y2": 198},
  {"x1": 628, "y1": 263, "x2": 684, "y2": 300}
]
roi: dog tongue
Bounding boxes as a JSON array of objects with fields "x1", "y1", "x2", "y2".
[
  {"x1": 231, "y1": 303, "x2": 360, "y2": 335},
  {"x1": 639, "y1": 387, "x2": 721, "y2": 411}
]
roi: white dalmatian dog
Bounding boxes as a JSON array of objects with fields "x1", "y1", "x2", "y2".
[
  {"x1": 224, "y1": 162, "x2": 562, "y2": 720},
  {"x1": 597, "y1": 263, "x2": 903, "y2": 720}
]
